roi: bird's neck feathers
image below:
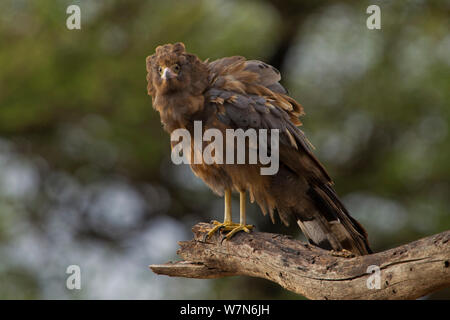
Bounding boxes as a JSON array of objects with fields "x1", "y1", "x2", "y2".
[{"x1": 153, "y1": 88, "x2": 207, "y2": 133}]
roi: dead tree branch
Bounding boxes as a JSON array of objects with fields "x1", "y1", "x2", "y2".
[{"x1": 150, "y1": 223, "x2": 450, "y2": 300}]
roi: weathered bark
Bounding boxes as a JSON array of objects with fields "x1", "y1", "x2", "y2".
[{"x1": 150, "y1": 223, "x2": 450, "y2": 300}]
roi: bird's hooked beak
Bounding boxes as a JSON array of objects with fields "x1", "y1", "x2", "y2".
[{"x1": 161, "y1": 67, "x2": 176, "y2": 81}]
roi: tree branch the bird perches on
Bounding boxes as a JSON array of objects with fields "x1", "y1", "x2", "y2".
[{"x1": 150, "y1": 223, "x2": 450, "y2": 300}]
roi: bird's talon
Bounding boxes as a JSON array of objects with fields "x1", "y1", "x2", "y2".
[
  {"x1": 224, "y1": 224, "x2": 254, "y2": 240},
  {"x1": 205, "y1": 221, "x2": 239, "y2": 240},
  {"x1": 330, "y1": 249, "x2": 355, "y2": 258},
  {"x1": 206, "y1": 222, "x2": 253, "y2": 242}
]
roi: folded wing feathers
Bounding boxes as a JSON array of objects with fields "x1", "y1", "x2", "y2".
[
  {"x1": 209, "y1": 58, "x2": 303, "y2": 127},
  {"x1": 207, "y1": 57, "x2": 317, "y2": 159}
]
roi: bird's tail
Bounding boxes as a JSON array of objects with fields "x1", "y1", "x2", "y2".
[{"x1": 295, "y1": 184, "x2": 372, "y2": 256}]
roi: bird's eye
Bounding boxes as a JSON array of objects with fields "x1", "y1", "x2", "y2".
[
  {"x1": 173, "y1": 64, "x2": 180, "y2": 72},
  {"x1": 158, "y1": 66, "x2": 162, "y2": 74}
]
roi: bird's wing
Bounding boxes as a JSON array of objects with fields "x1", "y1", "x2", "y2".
[
  {"x1": 206, "y1": 57, "x2": 331, "y2": 184},
  {"x1": 206, "y1": 58, "x2": 371, "y2": 255}
]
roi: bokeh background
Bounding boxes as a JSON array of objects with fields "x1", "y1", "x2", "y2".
[{"x1": 0, "y1": 0, "x2": 449, "y2": 299}]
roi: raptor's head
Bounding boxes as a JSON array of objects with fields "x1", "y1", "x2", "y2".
[{"x1": 146, "y1": 42, "x2": 208, "y2": 97}]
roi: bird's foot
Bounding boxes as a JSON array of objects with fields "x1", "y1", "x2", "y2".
[
  {"x1": 203, "y1": 221, "x2": 253, "y2": 242},
  {"x1": 221, "y1": 224, "x2": 254, "y2": 243},
  {"x1": 330, "y1": 249, "x2": 355, "y2": 258},
  {"x1": 203, "y1": 221, "x2": 240, "y2": 242}
]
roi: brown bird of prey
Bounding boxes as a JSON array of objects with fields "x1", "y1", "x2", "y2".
[{"x1": 146, "y1": 42, "x2": 372, "y2": 256}]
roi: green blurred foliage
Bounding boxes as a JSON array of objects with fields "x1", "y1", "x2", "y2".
[{"x1": 0, "y1": 0, "x2": 448, "y2": 299}]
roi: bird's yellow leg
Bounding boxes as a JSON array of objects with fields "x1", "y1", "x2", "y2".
[
  {"x1": 205, "y1": 189, "x2": 239, "y2": 239},
  {"x1": 223, "y1": 190, "x2": 254, "y2": 240}
]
